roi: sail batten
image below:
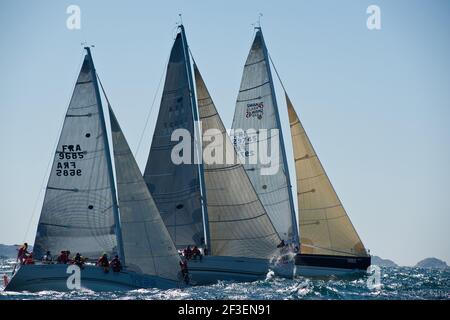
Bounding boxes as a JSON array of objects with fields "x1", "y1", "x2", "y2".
[
  {"x1": 109, "y1": 106, "x2": 181, "y2": 280},
  {"x1": 144, "y1": 30, "x2": 205, "y2": 249},
  {"x1": 195, "y1": 64, "x2": 280, "y2": 259},
  {"x1": 33, "y1": 53, "x2": 118, "y2": 260},
  {"x1": 231, "y1": 29, "x2": 298, "y2": 243},
  {"x1": 285, "y1": 93, "x2": 368, "y2": 257}
]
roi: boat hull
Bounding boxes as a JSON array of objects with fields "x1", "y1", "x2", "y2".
[
  {"x1": 293, "y1": 253, "x2": 371, "y2": 277},
  {"x1": 187, "y1": 256, "x2": 272, "y2": 285},
  {"x1": 4, "y1": 264, "x2": 181, "y2": 292}
]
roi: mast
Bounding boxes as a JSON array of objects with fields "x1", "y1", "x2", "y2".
[
  {"x1": 258, "y1": 28, "x2": 300, "y2": 246},
  {"x1": 179, "y1": 25, "x2": 211, "y2": 251},
  {"x1": 84, "y1": 47, "x2": 125, "y2": 264}
]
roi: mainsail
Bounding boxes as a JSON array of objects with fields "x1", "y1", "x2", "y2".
[
  {"x1": 144, "y1": 30, "x2": 205, "y2": 248},
  {"x1": 195, "y1": 64, "x2": 280, "y2": 259},
  {"x1": 109, "y1": 106, "x2": 181, "y2": 280},
  {"x1": 34, "y1": 53, "x2": 118, "y2": 259},
  {"x1": 286, "y1": 94, "x2": 367, "y2": 257},
  {"x1": 231, "y1": 29, "x2": 298, "y2": 243}
]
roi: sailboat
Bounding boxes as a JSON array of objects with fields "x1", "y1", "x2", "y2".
[
  {"x1": 143, "y1": 25, "x2": 285, "y2": 285},
  {"x1": 5, "y1": 47, "x2": 184, "y2": 292},
  {"x1": 231, "y1": 26, "x2": 371, "y2": 276}
]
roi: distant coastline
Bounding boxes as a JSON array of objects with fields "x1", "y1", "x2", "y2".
[
  {"x1": 371, "y1": 255, "x2": 398, "y2": 267},
  {"x1": 415, "y1": 257, "x2": 448, "y2": 269}
]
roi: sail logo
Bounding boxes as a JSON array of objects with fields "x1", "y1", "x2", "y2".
[
  {"x1": 245, "y1": 102, "x2": 264, "y2": 120},
  {"x1": 170, "y1": 122, "x2": 280, "y2": 175}
]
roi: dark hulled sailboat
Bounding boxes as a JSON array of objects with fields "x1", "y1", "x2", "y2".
[{"x1": 231, "y1": 27, "x2": 371, "y2": 276}]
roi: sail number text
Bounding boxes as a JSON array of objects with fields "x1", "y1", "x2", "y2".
[{"x1": 56, "y1": 144, "x2": 84, "y2": 176}]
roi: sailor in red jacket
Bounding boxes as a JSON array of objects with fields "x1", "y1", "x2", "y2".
[{"x1": 17, "y1": 243, "x2": 29, "y2": 265}]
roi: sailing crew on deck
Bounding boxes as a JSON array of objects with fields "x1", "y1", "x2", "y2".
[
  {"x1": 42, "y1": 251, "x2": 53, "y2": 263},
  {"x1": 191, "y1": 246, "x2": 202, "y2": 260},
  {"x1": 110, "y1": 255, "x2": 122, "y2": 272},
  {"x1": 183, "y1": 246, "x2": 192, "y2": 260},
  {"x1": 97, "y1": 253, "x2": 110, "y2": 273},
  {"x1": 17, "y1": 243, "x2": 29, "y2": 265},
  {"x1": 24, "y1": 253, "x2": 34, "y2": 265},
  {"x1": 57, "y1": 250, "x2": 69, "y2": 264},
  {"x1": 179, "y1": 258, "x2": 189, "y2": 284},
  {"x1": 72, "y1": 253, "x2": 85, "y2": 269},
  {"x1": 277, "y1": 240, "x2": 286, "y2": 248}
]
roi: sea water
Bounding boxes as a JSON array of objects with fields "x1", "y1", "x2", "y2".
[{"x1": 0, "y1": 258, "x2": 448, "y2": 300}]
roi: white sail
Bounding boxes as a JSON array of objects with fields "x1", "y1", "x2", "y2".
[
  {"x1": 144, "y1": 31, "x2": 205, "y2": 248},
  {"x1": 195, "y1": 64, "x2": 280, "y2": 259},
  {"x1": 286, "y1": 94, "x2": 367, "y2": 257},
  {"x1": 231, "y1": 29, "x2": 296, "y2": 242},
  {"x1": 34, "y1": 55, "x2": 117, "y2": 259},
  {"x1": 109, "y1": 106, "x2": 181, "y2": 280}
]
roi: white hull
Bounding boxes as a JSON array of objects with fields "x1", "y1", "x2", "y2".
[
  {"x1": 4, "y1": 264, "x2": 182, "y2": 292},
  {"x1": 186, "y1": 255, "x2": 363, "y2": 285},
  {"x1": 188, "y1": 256, "x2": 293, "y2": 285},
  {"x1": 188, "y1": 256, "x2": 272, "y2": 285}
]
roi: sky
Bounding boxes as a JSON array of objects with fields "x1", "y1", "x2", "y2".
[{"x1": 0, "y1": 0, "x2": 449, "y2": 266}]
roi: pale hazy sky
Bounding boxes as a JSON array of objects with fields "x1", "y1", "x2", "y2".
[{"x1": 0, "y1": 0, "x2": 449, "y2": 266}]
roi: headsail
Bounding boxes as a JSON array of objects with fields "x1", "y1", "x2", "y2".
[
  {"x1": 109, "y1": 106, "x2": 181, "y2": 280},
  {"x1": 34, "y1": 53, "x2": 118, "y2": 259},
  {"x1": 286, "y1": 94, "x2": 367, "y2": 257},
  {"x1": 195, "y1": 64, "x2": 280, "y2": 259},
  {"x1": 144, "y1": 30, "x2": 205, "y2": 248},
  {"x1": 231, "y1": 29, "x2": 297, "y2": 243}
]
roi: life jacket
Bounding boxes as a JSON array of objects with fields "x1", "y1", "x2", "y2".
[
  {"x1": 111, "y1": 259, "x2": 121, "y2": 271},
  {"x1": 58, "y1": 252, "x2": 68, "y2": 263},
  {"x1": 24, "y1": 256, "x2": 34, "y2": 265},
  {"x1": 98, "y1": 256, "x2": 109, "y2": 267}
]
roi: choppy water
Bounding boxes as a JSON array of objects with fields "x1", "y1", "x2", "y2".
[{"x1": 0, "y1": 258, "x2": 448, "y2": 300}]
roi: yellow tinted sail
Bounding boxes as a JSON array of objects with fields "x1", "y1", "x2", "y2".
[{"x1": 286, "y1": 94, "x2": 367, "y2": 257}]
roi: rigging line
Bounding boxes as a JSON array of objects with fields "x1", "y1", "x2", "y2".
[
  {"x1": 134, "y1": 50, "x2": 171, "y2": 158},
  {"x1": 96, "y1": 73, "x2": 112, "y2": 107},
  {"x1": 268, "y1": 53, "x2": 288, "y2": 94},
  {"x1": 23, "y1": 48, "x2": 86, "y2": 243},
  {"x1": 270, "y1": 51, "x2": 366, "y2": 250}
]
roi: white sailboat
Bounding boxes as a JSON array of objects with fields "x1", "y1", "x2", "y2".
[
  {"x1": 231, "y1": 27, "x2": 371, "y2": 276},
  {"x1": 5, "y1": 48, "x2": 184, "y2": 292},
  {"x1": 143, "y1": 25, "x2": 286, "y2": 285}
]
